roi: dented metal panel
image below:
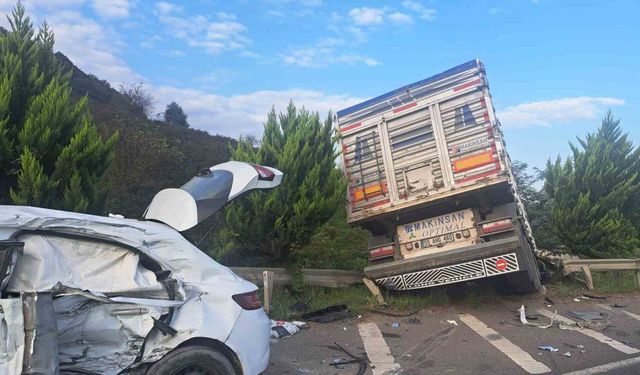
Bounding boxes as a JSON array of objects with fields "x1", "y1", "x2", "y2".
[
  {"x1": 0, "y1": 205, "x2": 270, "y2": 375},
  {"x1": 337, "y1": 60, "x2": 516, "y2": 224}
]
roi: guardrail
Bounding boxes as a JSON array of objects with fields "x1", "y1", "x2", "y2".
[
  {"x1": 562, "y1": 259, "x2": 640, "y2": 290},
  {"x1": 230, "y1": 267, "x2": 364, "y2": 288}
]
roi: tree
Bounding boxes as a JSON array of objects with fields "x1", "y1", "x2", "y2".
[
  {"x1": 0, "y1": 3, "x2": 117, "y2": 213},
  {"x1": 164, "y1": 101, "x2": 189, "y2": 127},
  {"x1": 119, "y1": 82, "x2": 154, "y2": 118},
  {"x1": 544, "y1": 111, "x2": 640, "y2": 258},
  {"x1": 218, "y1": 102, "x2": 346, "y2": 261}
]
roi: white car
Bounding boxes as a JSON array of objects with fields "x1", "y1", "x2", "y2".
[{"x1": 0, "y1": 161, "x2": 283, "y2": 375}]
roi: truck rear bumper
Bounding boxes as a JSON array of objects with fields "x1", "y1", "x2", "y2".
[{"x1": 364, "y1": 237, "x2": 521, "y2": 290}]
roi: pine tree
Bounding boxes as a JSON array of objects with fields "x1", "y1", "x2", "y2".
[
  {"x1": 163, "y1": 101, "x2": 189, "y2": 127},
  {"x1": 218, "y1": 102, "x2": 346, "y2": 260},
  {"x1": 0, "y1": 3, "x2": 117, "y2": 213},
  {"x1": 544, "y1": 111, "x2": 640, "y2": 258}
]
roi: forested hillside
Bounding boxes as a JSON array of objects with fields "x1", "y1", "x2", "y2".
[{"x1": 56, "y1": 53, "x2": 236, "y2": 218}]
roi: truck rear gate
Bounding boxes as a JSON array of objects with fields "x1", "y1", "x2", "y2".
[{"x1": 337, "y1": 59, "x2": 540, "y2": 292}]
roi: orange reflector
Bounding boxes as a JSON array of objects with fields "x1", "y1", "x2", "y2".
[
  {"x1": 453, "y1": 151, "x2": 495, "y2": 172},
  {"x1": 353, "y1": 183, "x2": 387, "y2": 202}
]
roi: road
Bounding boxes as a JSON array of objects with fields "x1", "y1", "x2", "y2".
[{"x1": 265, "y1": 289, "x2": 640, "y2": 374}]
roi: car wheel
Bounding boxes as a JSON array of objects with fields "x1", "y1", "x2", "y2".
[{"x1": 146, "y1": 345, "x2": 239, "y2": 375}]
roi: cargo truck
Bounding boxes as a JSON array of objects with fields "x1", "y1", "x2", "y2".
[{"x1": 336, "y1": 59, "x2": 541, "y2": 293}]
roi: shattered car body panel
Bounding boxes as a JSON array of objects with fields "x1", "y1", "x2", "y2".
[{"x1": 0, "y1": 161, "x2": 282, "y2": 374}]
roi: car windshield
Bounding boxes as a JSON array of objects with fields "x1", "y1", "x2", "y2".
[{"x1": 180, "y1": 170, "x2": 233, "y2": 221}]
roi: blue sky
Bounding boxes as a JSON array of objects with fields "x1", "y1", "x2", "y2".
[{"x1": 3, "y1": 0, "x2": 639, "y2": 170}]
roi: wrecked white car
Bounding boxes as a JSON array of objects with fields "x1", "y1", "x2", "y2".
[{"x1": 0, "y1": 161, "x2": 283, "y2": 375}]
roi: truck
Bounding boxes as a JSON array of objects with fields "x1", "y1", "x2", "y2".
[{"x1": 336, "y1": 59, "x2": 541, "y2": 293}]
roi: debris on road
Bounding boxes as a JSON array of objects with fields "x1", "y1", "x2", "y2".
[
  {"x1": 391, "y1": 322, "x2": 400, "y2": 328},
  {"x1": 612, "y1": 303, "x2": 627, "y2": 308},
  {"x1": 545, "y1": 297, "x2": 555, "y2": 306},
  {"x1": 447, "y1": 320, "x2": 458, "y2": 326},
  {"x1": 407, "y1": 317, "x2": 421, "y2": 324},
  {"x1": 271, "y1": 320, "x2": 305, "y2": 339},
  {"x1": 567, "y1": 311, "x2": 606, "y2": 322},
  {"x1": 328, "y1": 342, "x2": 368, "y2": 375},
  {"x1": 517, "y1": 305, "x2": 555, "y2": 328},
  {"x1": 297, "y1": 368, "x2": 312, "y2": 373},
  {"x1": 538, "y1": 345, "x2": 559, "y2": 352},
  {"x1": 574, "y1": 298, "x2": 581, "y2": 302},
  {"x1": 582, "y1": 293, "x2": 607, "y2": 300},
  {"x1": 563, "y1": 351, "x2": 572, "y2": 357},
  {"x1": 301, "y1": 304, "x2": 350, "y2": 323}
]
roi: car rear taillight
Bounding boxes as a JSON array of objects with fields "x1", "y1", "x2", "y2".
[
  {"x1": 232, "y1": 291, "x2": 263, "y2": 310},
  {"x1": 250, "y1": 164, "x2": 275, "y2": 181},
  {"x1": 369, "y1": 245, "x2": 395, "y2": 260},
  {"x1": 481, "y1": 218, "x2": 514, "y2": 234}
]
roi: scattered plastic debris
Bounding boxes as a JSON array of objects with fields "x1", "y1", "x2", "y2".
[
  {"x1": 392, "y1": 322, "x2": 400, "y2": 328},
  {"x1": 567, "y1": 311, "x2": 606, "y2": 322},
  {"x1": 517, "y1": 305, "x2": 555, "y2": 328},
  {"x1": 271, "y1": 320, "x2": 305, "y2": 338},
  {"x1": 562, "y1": 351, "x2": 572, "y2": 357},
  {"x1": 446, "y1": 320, "x2": 458, "y2": 326},
  {"x1": 519, "y1": 305, "x2": 528, "y2": 325},
  {"x1": 298, "y1": 368, "x2": 312, "y2": 373},
  {"x1": 574, "y1": 298, "x2": 581, "y2": 302},
  {"x1": 329, "y1": 342, "x2": 367, "y2": 375},
  {"x1": 301, "y1": 304, "x2": 350, "y2": 323},
  {"x1": 343, "y1": 327, "x2": 348, "y2": 331},
  {"x1": 538, "y1": 345, "x2": 559, "y2": 352},
  {"x1": 583, "y1": 293, "x2": 606, "y2": 300}
]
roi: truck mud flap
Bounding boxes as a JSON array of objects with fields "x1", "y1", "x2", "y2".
[{"x1": 376, "y1": 252, "x2": 519, "y2": 290}]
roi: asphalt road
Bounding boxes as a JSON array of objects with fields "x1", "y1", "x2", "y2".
[{"x1": 265, "y1": 288, "x2": 640, "y2": 375}]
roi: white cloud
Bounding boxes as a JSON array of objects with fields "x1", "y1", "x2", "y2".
[
  {"x1": 349, "y1": 7, "x2": 384, "y2": 26},
  {"x1": 92, "y1": 0, "x2": 130, "y2": 18},
  {"x1": 401, "y1": 0, "x2": 437, "y2": 20},
  {"x1": 154, "y1": 1, "x2": 182, "y2": 15},
  {"x1": 154, "y1": 86, "x2": 365, "y2": 137},
  {"x1": 388, "y1": 12, "x2": 413, "y2": 25},
  {"x1": 47, "y1": 10, "x2": 140, "y2": 83},
  {"x1": 157, "y1": 11, "x2": 251, "y2": 55},
  {"x1": 497, "y1": 97, "x2": 625, "y2": 128},
  {"x1": 283, "y1": 47, "x2": 380, "y2": 68}
]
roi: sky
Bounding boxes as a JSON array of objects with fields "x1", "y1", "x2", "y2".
[{"x1": 1, "y1": 0, "x2": 638, "y2": 170}]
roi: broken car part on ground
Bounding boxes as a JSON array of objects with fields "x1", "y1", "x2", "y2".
[{"x1": 0, "y1": 161, "x2": 282, "y2": 375}]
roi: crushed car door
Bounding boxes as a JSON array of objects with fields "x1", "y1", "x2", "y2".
[
  {"x1": 144, "y1": 161, "x2": 283, "y2": 231},
  {"x1": 0, "y1": 240, "x2": 24, "y2": 374}
]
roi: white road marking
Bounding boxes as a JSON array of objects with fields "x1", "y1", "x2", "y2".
[
  {"x1": 458, "y1": 313, "x2": 551, "y2": 374},
  {"x1": 563, "y1": 356, "x2": 640, "y2": 375},
  {"x1": 357, "y1": 322, "x2": 402, "y2": 375},
  {"x1": 537, "y1": 308, "x2": 640, "y2": 355},
  {"x1": 597, "y1": 303, "x2": 640, "y2": 321}
]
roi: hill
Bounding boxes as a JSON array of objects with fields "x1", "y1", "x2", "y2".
[{"x1": 56, "y1": 52, "x2": 236, "y2": 218}]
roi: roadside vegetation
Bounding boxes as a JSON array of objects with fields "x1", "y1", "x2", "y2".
[{"x1": 0, "y1": 2, "x2": 638, "y2": 319}]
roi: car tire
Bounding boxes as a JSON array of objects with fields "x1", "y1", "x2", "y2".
[{"x1": 146, "y1": 345, "x2": 239, "y2": 375}]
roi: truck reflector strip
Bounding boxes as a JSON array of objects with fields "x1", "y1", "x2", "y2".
[
  {"x1": 453, "y1": 78, "x2": 482, "y2": 92},
  {"x1": 392, "y1": 102, "x2": 417, "y2": 113},
  {"x1": 481, "y1": 218, "x2": 514, "y2": 234},
  {"x1": 340, "y1": 122, "x2": 362, "y2": 133},
  {"x1": 369, "y1": 245, "x2": 395, "y2": 259},
  {"x1": 453, "y1": 151, "x2": 495, "y2": 172}
]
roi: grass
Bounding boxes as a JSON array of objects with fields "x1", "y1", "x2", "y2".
[
  {"x1": 592, "y1": 271, "x2": 639, "y2": 293},
  {"x1": 267, "y1": 285, "x2": 450, "y2": 320}
]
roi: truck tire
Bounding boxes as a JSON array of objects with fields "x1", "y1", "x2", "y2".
[{"x1": 146, "y1": 345, "x2": 238, "y2": 375}]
